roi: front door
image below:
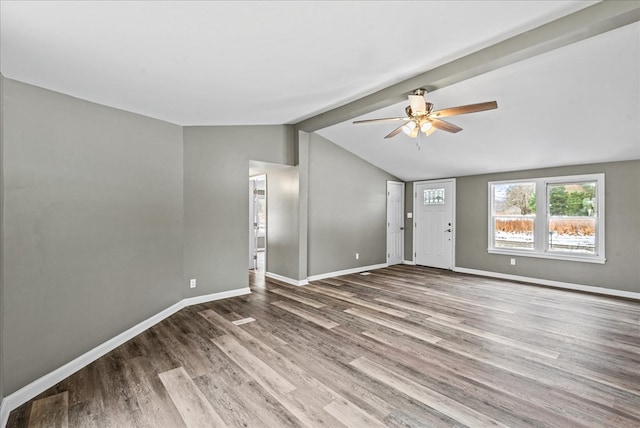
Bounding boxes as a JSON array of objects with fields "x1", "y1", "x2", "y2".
[
  {"x1": 386, "y1": 181, "x2": 405, "y2": 265},
  {"x1": 414, "y1": 179, "x2": 455, "y2": 269}
]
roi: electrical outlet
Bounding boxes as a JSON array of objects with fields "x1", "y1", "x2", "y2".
[
  {"x1": 355, "y1": 253, "x2": 360, "y2": 260},
  {"x1": 510, "y1": 258, "x2": 516, "y2": 266},
  {"x1": 189, "y1": 278, "x2": 197, "y2": 288}
]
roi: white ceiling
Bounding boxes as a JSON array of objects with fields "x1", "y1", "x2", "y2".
[
  {"x1": 318, "y1": 21, "x2": 640, "y2": 180},
  {"x1": 1, "y1": 1, "x2": 638, "y2": 181},
  {"x1": 1, "y1": 0, "x2": 595, "y2": 125}
]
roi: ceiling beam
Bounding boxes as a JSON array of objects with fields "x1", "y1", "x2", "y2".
[{"x1": 295, "y1": 1, "x2": 640, "y2": 133}]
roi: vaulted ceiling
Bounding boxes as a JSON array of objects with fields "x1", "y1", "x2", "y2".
[{"x1": 2, "y1": 1, "x2": 638, "y2": 181}]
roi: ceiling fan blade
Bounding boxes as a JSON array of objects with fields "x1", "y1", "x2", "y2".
[
  {"x1": 353, "y1": 117, "x2": 409, "y2": 124},
  {"x1": 431, "y1": 101, "x2": 498, "y2": 118},
  {"x1": 430, "y1": 118, "x2": 462, "y2": 133},
  {"x1": 384, "y1": 125, "x2": 405, "y2": 139}
]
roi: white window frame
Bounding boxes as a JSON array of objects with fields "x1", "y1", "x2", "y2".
[{"x1": 488, "y1": 173, "x2": 605, "y2": 264}]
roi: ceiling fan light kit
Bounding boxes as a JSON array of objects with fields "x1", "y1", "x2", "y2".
[
  {"x1": 353, "y1": 88, "x2": 498, "y2": 146},
  {"x1": 401, "y1": 121, "x2": 416, "y2": 135}
]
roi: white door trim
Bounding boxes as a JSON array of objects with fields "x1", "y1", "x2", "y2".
[
  {"x1": 249, "y1": 178, "x2": 256, "y2": 269},
  {"x1": 412, "y1": 178, "x2": 456, "y2": 269},
  {"x1": 386, "y1": 180, "x2": 405, "y2": 265}
]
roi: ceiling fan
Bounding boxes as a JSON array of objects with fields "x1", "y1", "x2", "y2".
[{"x1": 353, "y1": 88, "x2": 497, "y2": 139}]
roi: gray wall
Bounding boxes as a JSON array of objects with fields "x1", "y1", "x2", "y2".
[
  {"x1": 2, "y1": 78, "x2": 184, "y2": 395},
  {"x1": 404, "y1": 181, "x2": 414, "y2": 262},
  {"x1": 404, "y1": 161, "x2": 640, "y2": 293},
  {"x1": 455, "y1": 160, "x2": 640, "y2": 292},
  {"x1": 266, "y1": 167, "x2": 301, "y2": 279},
  {"x1": 1, "y1": 75, "x2": 5, "y2": 405},
  {"x1": 182, "y1": 126, "x2": 294, "y2": 295},
  {"x1": 296, "y1": 132, "x2": 310, "y2": 282},
  {"x1": 307, "y1": 133, "x2": 397, "y2": 276}
]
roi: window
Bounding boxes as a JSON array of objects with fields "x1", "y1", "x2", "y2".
[
  {"x1": 424, "y1": 188, "x2": 445, "y2": 205},
  {"x1": 489, "y1": 174, "x2": 605, "y2": 263}
]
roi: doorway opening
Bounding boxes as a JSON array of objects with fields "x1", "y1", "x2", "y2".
[{"x1": 249, "y1": 175, "x2": 266, "y2": 273}]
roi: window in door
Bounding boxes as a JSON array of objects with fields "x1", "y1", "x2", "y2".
[{"x1": 423, "y1": 188, "x2": 445, "y2": 205}]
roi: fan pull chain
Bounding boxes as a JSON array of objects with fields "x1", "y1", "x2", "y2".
[{"x1": 417, "y1": 131, "x2": 421, "y2": 150}]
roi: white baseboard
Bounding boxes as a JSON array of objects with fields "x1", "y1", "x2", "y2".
[
  {"x1": 183, "y1": 287, "x2": 251, "y2": 306},
  {"x1": 453, "y1": 267, "x2": 640, "y2": 300},
  {"x1": 402, "y1": 260, "x2": 415, "y2": 265},
  {"x1": 307, "y1": 263, "x2": 388, "y2": 282},
  {"x1": 0, "y1": 400, "x2": 8, "y2": 428},
  {"x1": 265, "y1": 272, "x2": 308, "y2": 286},
  {"x1": 0, "y1": 286, "x2": 251, "y2": 428},
  {"x1": 267, "y1": 264, "x2": 390, "y2": 285}
]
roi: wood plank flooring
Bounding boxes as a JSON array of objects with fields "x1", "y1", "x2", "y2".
[{"x1": 7, "y1": 265, "x2": 640, "y2": 427}]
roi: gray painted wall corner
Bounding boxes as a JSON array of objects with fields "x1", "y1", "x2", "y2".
[
  {"x1": 266, "y1": 166, "x2": 301, "y2": 280},
  {"x1": 307, "y1": 133, "x2": 398, "y2": 276},
  {"x1": 296, "y1": 132, "x2": 310, "y2": 281},
  {"x1": 182, "y1": 125, "x2": 295, "y2": 295}
]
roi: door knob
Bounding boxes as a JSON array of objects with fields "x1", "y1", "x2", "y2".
[{"x1": 445, "y1": 228, "x2": 452, "y2": 232}]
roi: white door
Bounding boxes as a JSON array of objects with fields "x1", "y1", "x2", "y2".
[
  {"x1": 414, "y1": 180, "x2": 455, "y2": 269},
  {"x1": 387, "y1": 181, "x2": 405, "y2": 265}
]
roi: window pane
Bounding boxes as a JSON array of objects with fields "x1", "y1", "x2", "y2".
[
  {"x1": 548, "y1": 218, "x2": 596, "y2": 254},
  {"x1": 547, "y1": 182, "x2": 597, "y2": 254},
  {"x1": 423, "y1": 188, "x2": 445, "y2": 205},
  {"x1": 493, "y1": 183, "x2": 536, "y2": 215},
  {"x1": 495, "y1": 217, "x2": 535, "y2": 249},
  {"x1": 548, "y1": 182, "x2": 596, "y2": 217}
]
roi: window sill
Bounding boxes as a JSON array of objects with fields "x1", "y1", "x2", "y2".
[{"x1": 488, "y1": 248, "x2": 606, "y2": 264}]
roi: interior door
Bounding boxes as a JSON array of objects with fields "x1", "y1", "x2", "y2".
[
  {"x1": 387, "y1": 181, "x2": 405, "y2": 265},
  {"x1": 414, "y1": 180, "x2": 455, "y2": 269}
]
